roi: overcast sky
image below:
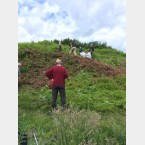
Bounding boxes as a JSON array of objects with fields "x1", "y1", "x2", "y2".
[{"x1": 18, "y1": 0, "x2": 126, "y2": 52}]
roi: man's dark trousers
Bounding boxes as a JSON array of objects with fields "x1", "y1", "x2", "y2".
[{"x1": 52, "y1": 86, "x2": 66, "y2": 109}]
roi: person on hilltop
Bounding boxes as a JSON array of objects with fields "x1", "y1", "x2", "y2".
[
  {"x1": 69, "y1": 44, "x2": 77, "y2": 56},
  {"x1": 80, "y1": 50, "x2": 92, "y2": 59},
  {"x1": 45, "y1": 59, "x2": 68, "y2": 111},
  {"x1": 79, "y1": 47, "x2": 86, "y2": 58},
  {"x1": 89, "y1": 43, "x2": 94, "y2": 54},
  {"x1": 58, "y1": 40, "x2": 62, "y2": 51},
  {"x1": 85, "y1": 50, "x2": 92, "y2": 59},
  {"x1": 79, "y1": 46, "x2": 83, "y2": 53},
  {"x1": 80, "y1": 51, "x2": 86, "y2": 58}
]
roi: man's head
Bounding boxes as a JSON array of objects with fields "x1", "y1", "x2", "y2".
[{"x1": 56, "y1": 59, "x2": 62, "y2": 65}]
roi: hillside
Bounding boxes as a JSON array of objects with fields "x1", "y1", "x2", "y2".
[
  {"x1": 18, "y1": 48, "x2": 125, "y2": 88},
  {"x1": 18, "y1": 40, "x2": 126, "y2": 145}
]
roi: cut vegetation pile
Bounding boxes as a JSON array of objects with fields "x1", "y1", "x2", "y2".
[{"x1": 19, "y1": 48, "x2": 124, "y2": 88}]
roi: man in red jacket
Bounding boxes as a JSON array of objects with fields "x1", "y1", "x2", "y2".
[{"x1": 45, "y1": 59, "x2": 68, "y2": 110}]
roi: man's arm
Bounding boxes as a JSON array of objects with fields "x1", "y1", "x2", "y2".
[
  {"x1": 64, "y1": 68, "x2": 68, "y2": 79},
  {"x1": 45, "y1": 68, "x2": 53, "y2": 79}
]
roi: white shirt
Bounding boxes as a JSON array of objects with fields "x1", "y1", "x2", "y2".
[
  {"x1": 80, "y1": 52, "x2": 86, "y2": 57},
  {"x1": 85, "y1": 52, "x2": 92, "y2": 59}
]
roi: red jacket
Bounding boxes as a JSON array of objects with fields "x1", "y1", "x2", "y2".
[{"x1": 45, "y1": 65, "x2": 68, "y2": 87}]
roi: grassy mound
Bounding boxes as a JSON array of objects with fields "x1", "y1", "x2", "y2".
[{"x1": 18, "y1": 43, "x2": 126, "y2": 145}]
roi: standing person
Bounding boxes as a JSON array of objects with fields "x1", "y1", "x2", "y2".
[
  {"x1": 89, "y1": 43, "x2": 94, "y2": 54},
  {"x1": 69, "y1": 45, "x2": 77, "y2": 56},
  {"x1": 45, "y1": 59, "x2": 68, "y2": 111},
  {"x1": 79, "y1": 46, "x2": 83, "y2": 53},
  {"x1": 58, "y1": 40, "x2": 62, "y2": 51},
  {"x1": 18, "y1": 62, "x2": 22, "y2": 75}
]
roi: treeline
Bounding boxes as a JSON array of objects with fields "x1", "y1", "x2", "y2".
[
  {"x1": 18, "y1": 38, "x2": 114, "y2": 50},
  {"x1": 54, "y1": 38, "x2": 110, "y2": 49}
]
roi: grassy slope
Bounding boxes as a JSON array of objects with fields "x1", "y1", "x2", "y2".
[{"x1": 18, "y1": 42, "x2": 126, "y2": 145}]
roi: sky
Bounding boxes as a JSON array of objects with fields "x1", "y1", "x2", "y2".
[{"x1": 18, "y1": 0, "x2": 126, "y2": 52}]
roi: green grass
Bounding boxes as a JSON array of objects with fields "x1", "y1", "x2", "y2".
[
  {"x1": 18, "y1": 41, "x2": 70, "y2": 54},
  {"x1": 65, "y1": 71, "x2": 126, "y2": 111},
  {"x1": 19, "y1": 92, "x2": 125, "y2": 145},
  {"x1": 19, "y1": 71, "x2": 126, "y2": 144},
  {"x1": 92, "y1": 48, "x2": 126, "y2": 67}
]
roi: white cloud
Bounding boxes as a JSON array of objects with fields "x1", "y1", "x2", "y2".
[{"x1": 18, "y1": 0, "x2": 126, "y2": 52}]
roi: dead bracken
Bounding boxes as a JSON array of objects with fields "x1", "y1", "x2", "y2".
[{"x1": 18, "y1": 49, "x2": 125, "y2": 88}]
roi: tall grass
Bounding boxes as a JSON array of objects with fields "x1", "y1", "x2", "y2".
[{"x1": 19, "y1": 107, "x2": 125, "y2": 145}]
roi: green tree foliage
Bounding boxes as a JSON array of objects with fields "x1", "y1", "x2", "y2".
[{"x1": 18, "y1": 38, "x2": 123, "y2": 51}]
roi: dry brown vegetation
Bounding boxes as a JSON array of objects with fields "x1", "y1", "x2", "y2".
[{"x1": 19, "y1": 49, "x2": 125, "y2": 88}]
